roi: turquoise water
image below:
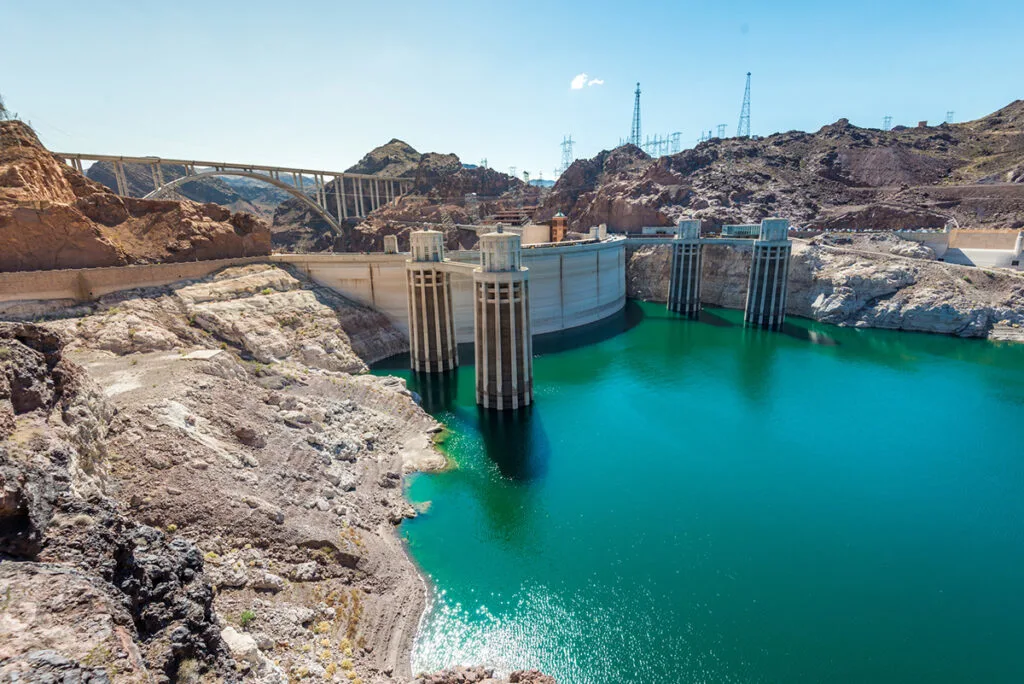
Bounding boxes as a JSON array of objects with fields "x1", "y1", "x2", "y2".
[{"x1": 375, "y1": 303, "x2": 1024, "y2": 683}]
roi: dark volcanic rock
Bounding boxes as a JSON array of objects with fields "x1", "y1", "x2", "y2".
[{"x1": 0, "y1": 322, "x2": 233, "y2": 682}]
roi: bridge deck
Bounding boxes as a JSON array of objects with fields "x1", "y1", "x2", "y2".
[{"x1": 52, "y1": 152, "x2": 409, "y2": 182}]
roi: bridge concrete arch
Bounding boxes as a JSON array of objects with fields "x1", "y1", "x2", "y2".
[
  {"x1": 57, "y1": 153, "x2": 415, "y2": 237},
  {"x1": 144, "y1": 169, "x2": 342, "y2": 235}
]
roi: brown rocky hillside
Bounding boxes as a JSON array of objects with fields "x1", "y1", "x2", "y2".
[
  {"x1": 539, "y1": 100, "x2": 1024, "y2": 232},
  {"x1": 271, "y1": 140, "x2": 527, "y2": 252},
  {"x1": 0, "y1": 120, "x2": 270, "y2": 272}
]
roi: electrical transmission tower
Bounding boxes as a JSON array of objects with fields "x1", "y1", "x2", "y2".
[
  {"x1": 882, "y1": 116, "x2": 892, "y2": 131},
  {"x1": 945, "y1": 110, "x2": 955, "y2": 124},
  {"x1": 630, "y1": 82, "x2": 642, "y2": 146},
  {"x1": 716, "y1": 124, "x2": 727, "y2": 138},
  {"x1": 736, "y1": 72, "x2": 751, "y2": 138},
  {"x1": 559, "y1": 135, "x2": 575, "y2": 175},
  {"x1": 671, "y1": 132, "x2": 681, "y2": 154},
  {"x1": 479, "y1": 158, "x2": 488, "y2": 169}
]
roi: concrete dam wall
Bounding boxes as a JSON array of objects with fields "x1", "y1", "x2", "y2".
[
  {"x1": 278, "y1": 240, "x2": 627, "y2": 342},
  {"x1": 0, "y1": 241, "x2": 628, "y2": 342}
]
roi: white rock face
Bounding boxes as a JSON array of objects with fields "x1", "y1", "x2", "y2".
[
  {"x1": 626, "y1": 239, "x2": 1024, "y2": 339},
  {"x1": 221, "y1": 626, "x2": 261, "y2": 667}
]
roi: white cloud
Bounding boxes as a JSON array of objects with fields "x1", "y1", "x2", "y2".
[{"x1": 570, "y1": 73, "x2": 605, "y2": 90}]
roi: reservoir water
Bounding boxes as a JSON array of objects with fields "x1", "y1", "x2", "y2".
[{"x1": 375, "y1": 302, "x2": 1024, "y2": 683}]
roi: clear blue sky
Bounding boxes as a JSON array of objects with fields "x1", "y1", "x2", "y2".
[{"x1": 5, "y1": 0, "x2": 1022, "y2": 178}]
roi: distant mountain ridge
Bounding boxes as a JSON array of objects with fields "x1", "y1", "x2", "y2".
[{"x1": 538, "y1": 100, "x2": 1024, "y2": 232}]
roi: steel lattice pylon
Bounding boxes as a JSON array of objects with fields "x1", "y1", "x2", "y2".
[
  {"x1": 630, "y1": 83, "x2": 642, "y2": 147},
  {"x1": 736, "y1": 72, "x2": 751, "y2": 138}
]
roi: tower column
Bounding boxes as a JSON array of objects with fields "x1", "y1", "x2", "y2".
[
  {"x1": 474, "y1": 230, "x2": 533, "y2": 410},
  {"x1": 667, "y1": 219, "x2": 703, "y2": 317},
  {"x1": 744, "y1": 218, "x2": 792, "y2": 330},
  {"x1": 406, "y1": 230, "x2": 458, "y2": 373}
]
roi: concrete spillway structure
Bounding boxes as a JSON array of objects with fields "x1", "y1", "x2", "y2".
[
  {"x1": 406, "y1": 230, "x2": 458, "y2": 372},
  {"x1": 744, "y1": 218, "x2": 792, "y2": 330},
  {"x1": 667, "y1": 219, "x2": 704, "y2": 317},
  {"x1": 474, "y1": 229, "x2": 533, "y2": 410}
]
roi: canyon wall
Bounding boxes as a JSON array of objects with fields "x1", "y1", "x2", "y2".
[
  {"x1": 0, "y1": 120, "x2": 271, "y2": 273},
  {"x1": 627, "y1": 241, "x2": 1024, "y2": 340}
]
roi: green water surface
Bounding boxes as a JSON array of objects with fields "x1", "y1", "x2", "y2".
[{"x1": 374, "y1": 302, "x2": 1024, "y2": 683}]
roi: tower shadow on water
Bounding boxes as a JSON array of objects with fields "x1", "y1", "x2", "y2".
[
  {"x1": 736, "y1": 324, "x2": 779, "y2": 406},
  {"x1": 476, "y1": 404, "x2": 550, "y2": 482},
  {"x1": 411, "y1": 369, "x2": 459, "y2": 415}
]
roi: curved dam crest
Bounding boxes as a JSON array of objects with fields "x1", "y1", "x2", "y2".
[{"x1": 0, "y1": 240, "x2": 629, "y2": 341}]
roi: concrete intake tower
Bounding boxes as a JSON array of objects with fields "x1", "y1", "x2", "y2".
[
  {"x1": 667, "y1": 219, "x2": 704, "y2": 317},
  {"x1": 744, "y1": 218, "x2": 792, "y2": 330},
  {"x1": 474, "y1": 229, "x2": 533, "y2": 410},
  {"x1": 406, "y1": 230, "x2": 458, "y2": 372}
]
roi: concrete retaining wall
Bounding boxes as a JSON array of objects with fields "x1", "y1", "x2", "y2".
[
  {"x1": 948, "y1": 230, "x2": 1020, "y2": 250},
  {"x1": 0, "y1": 257, "x2": 267, "y2": 316},
  {"x1": 1, "y1": 242, "x2": 628, "y2": 342}
]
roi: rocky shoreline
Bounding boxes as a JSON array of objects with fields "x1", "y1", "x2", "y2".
[
  {"x1": 0, "y1": 264, "x2": 552, "y2": 683},
  {"x1": 627, "y1": 235, "x2": 1024, "y2": 341}
]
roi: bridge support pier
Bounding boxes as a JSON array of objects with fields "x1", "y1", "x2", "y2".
[
  {"x1": 406, "y1": 231, "x2": 458, "y2": 373},
  {"x1": 667, "y1": 219, "x2": 703, "y2": 318},
  {"x1": 474, "y1": 229, "x2": 533, "y2": 410},
  {"x1": 744, "y1": 219, "x2": 792, "y2": 330}
]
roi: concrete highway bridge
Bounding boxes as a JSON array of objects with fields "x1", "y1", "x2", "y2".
[{"x1": 55, "y1": 153, "x2": 414, "y2": 232}]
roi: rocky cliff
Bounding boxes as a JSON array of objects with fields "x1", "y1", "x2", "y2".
[
  {"x1": 627, "y1": 234, "x2": 1024, "y2": 340},
  {"x1": 1, "y1": 322, "x2": 234, "y2": 682},
  {"x1": 542, "y1": 101, "x2": 1024, "y2": 233},
  {"x1": 0, "y1": 120, "x2": 271, "y2": 272},
  {"x1": 2, "y1": 263, "x2": 555, "y2": 682}
]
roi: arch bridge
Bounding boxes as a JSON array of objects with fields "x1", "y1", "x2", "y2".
[{"x1": 56, "y1": 153, "x2": 414, "y2": 234}]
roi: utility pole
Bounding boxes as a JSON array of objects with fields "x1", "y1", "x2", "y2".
[
  {"x1": 630, "y1": 82, "x2": 642, "y2": 147},
  {"x1": 736, "y1": 72, "x2": 751, "y2": 138}
]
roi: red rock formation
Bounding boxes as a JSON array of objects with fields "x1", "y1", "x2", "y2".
[{"x1": 0, "y1": 120, "x2": 271, "y2": 272}]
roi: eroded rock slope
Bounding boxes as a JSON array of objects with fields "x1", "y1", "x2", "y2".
[
  {"x1": 2, "y1": 264, "x2": 447, "y2": 682},
  {"x1": 627, "y1": 235, "x2": 1024, "y2": 340}
]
